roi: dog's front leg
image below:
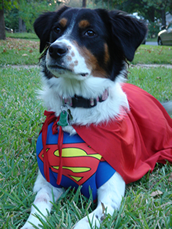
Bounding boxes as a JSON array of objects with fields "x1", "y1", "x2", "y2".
[
  {"x1": 74, "y1": 172, "x2": 125, "y2": 229},
  {"x1": 21, "y1": 170, "x2": 64, "y2": 229}
]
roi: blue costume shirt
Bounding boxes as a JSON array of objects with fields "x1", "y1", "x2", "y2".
[{"x1": 37, "y1": 122, "x2": 116, "y2": 200}]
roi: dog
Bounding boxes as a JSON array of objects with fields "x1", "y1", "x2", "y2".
[{"x1": 22, "y1": 6, "x2": 172, "y2": 229}]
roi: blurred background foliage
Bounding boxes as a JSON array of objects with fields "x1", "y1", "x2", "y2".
[{"x1": 0, "y1": 0, "x2": 172, "y2": 39}]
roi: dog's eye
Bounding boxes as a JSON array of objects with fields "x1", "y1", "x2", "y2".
[
  {"x1": 54, "y1": 27, "x2": 61, "y2": 34},
  {"x1": 84, "y1": 30, "x2": 96, "y2": 37}
]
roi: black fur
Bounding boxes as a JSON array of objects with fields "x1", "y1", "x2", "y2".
[{"x1": 34, "y1": 6, "x2": 69, "y2": 53}]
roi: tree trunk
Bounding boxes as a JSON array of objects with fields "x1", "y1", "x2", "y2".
[
  {"x1": 19, "y1": 18, "x2": 23, "y2": 32},
  {"x1": 161, "y1": 9, "x2": 166, "y2": 26},
  {"x1": 147, "y1": 7, "x2": 155, "y2": 22},
  {"x1": 82, "y1": 0, "x2": 86, "y2": 8},
  {"x1": 19, "y1": 18, "x2": 26, "y2": 32},
  {"x1": 0, "y1": 2, "x2": 6, "y2": 40}
]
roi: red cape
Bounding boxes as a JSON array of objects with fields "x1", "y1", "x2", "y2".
[{"x1": 73, "y1": 83, "x2": 172, "y2": 184}]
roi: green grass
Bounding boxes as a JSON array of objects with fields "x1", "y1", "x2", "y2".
[
  {"x1": 0, "y1": 66, "x2": 172, "y2": 228},
  {"x1": 0, "y1": 38, "x2": 39, "y2": 66},
  {"x1": 6, "y1": 32, "x2": 39, "y2": 40},
  {"x1": 133, "y1": 45, "x2": 172, "y2": 65},
  {"x1": 128, "y1": 67, "x2": 172, "y2": 102},
  {"x1": 0, "y1": 68, "x2": 44, "y2": 228}
]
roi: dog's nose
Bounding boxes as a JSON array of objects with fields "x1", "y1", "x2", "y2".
[{"x1": 49, "y1": 44, "x2": 68, "y2": 58}]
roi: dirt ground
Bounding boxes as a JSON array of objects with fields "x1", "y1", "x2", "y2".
[{"x1": 4, "y1": 64, "x2": 172, "y2": 69}]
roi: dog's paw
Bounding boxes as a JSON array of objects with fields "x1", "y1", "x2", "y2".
[
  {"x1": 74, "y1": 215, "x2": 100, "y2": 229},
  {"x1": 21, "y1": 216, "x2": 42, "y2": 229},
  {"x1": 74, "y1": 220, "x2": 91, "y2": 229},
  {"x1": 20, "y1": 222, "x2": 35, "y2": 229}
]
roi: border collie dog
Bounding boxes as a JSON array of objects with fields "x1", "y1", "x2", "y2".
[{"x1": 22, "y1": 6, "x2": 172, "y2": 229}]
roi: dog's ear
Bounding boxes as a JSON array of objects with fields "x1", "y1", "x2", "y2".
[
  {"x1": 34, "y1": 6, "x2": 69, "y2": 53},
  {"x1": 109, "y1": 11, "x2": 147, "y2": 61}
]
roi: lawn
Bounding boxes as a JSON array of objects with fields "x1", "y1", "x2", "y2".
[
  {"x1": 0, "y1": 38, "x2": 39, "y2": 66},
  {"x1": 6, "y1": 32, "x2": 38, "y2": 40},
  {"x1": 0, "y1": 35, "x2": 172, "y2": 228},
  {"x1": 133, "y1": 45, "x2": 172, "y2": 65}
]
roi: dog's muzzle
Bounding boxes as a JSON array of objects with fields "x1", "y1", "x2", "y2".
[{"x1": 46, "y1": 40, "x2": 91, "y2": 77}]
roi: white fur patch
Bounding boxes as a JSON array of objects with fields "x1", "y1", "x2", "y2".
[{"x1": 38, "y1": 70, "x2": 129, "y2": 129}]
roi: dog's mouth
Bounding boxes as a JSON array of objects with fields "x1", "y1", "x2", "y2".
[
  {"x1": 47, "y1": 64, "x2": 89, "y2": 78},
  {"x1": 48, "y1": 63, "x2": 71, "y2": 72}
]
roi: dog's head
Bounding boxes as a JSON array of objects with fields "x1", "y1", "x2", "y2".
[{"x1": 34, "y1": 6, "x2": 147, "y2": 81}]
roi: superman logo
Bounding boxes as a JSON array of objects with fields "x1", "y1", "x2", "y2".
[{"x1": 38, "y1": 143, "x2": 102, "y2": 185}]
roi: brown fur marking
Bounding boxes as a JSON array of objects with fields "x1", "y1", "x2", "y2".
[
  {"x1": 67, "y1": 45, "x2": 72, "y2": 50},
  {"x1": 59, "y1": 18, "x2": 68, "y2": 27},
  {"x1": 78, "y1": 20, "x2": 90, "y2": 29},
  {"x1": 71, "y1": 51, "x2": 75, "y2": 57},
  {"x1": 74, "y1": 60, "x2": 78, "y2": 66},
  {"x1": 104, "y1": 43, "x2": 110, "y2": 64},
  {"x1": 67, "y1": 55, "x2": 72, "y2": 61},
  {"x1": 82, "y1": 47, "x2": 108, "y2": 78},
  {"x1": 69, "y1": 63, "x2": 75, "y2": 70}
]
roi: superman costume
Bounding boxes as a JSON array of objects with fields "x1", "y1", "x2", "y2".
[
  {"x1": 37, "y1": 123, "x2": 116, "y2": 200},
  {"x1": 37, "y1": 83, "x2": 172, "y2": 200}
]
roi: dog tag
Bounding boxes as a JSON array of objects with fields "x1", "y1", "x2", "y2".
[{"x1": 57, "y1": 110, "x2": 69, "y2": 127}]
